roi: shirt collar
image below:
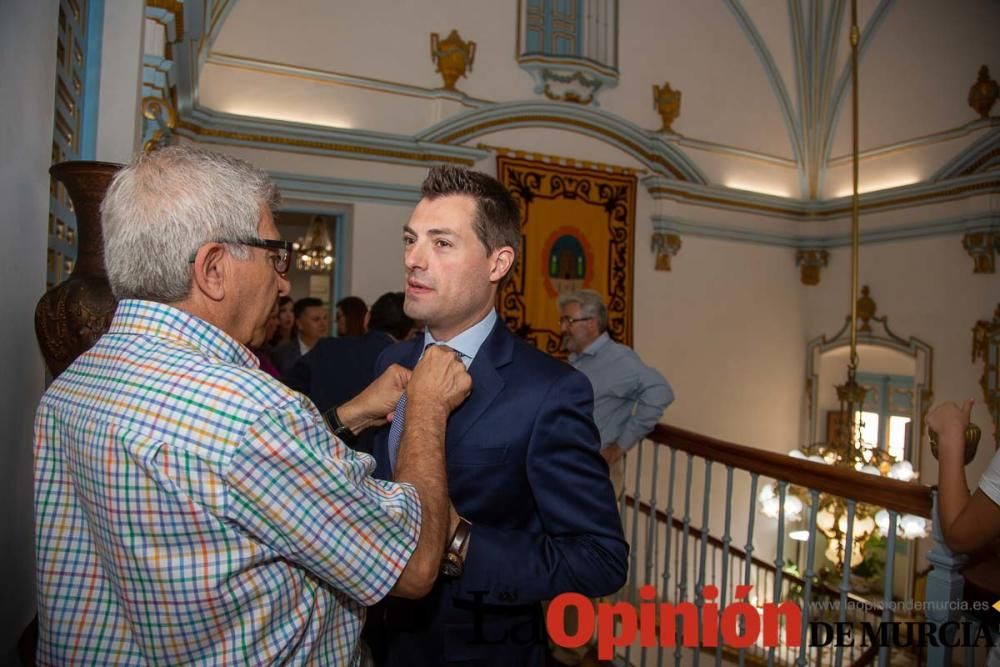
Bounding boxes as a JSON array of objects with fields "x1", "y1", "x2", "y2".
[
  {"x1": 423, "y1": 309, "x2": 497, "y2": 365},
  {"x1": 108, "y1": 299, "x2": 259, "y2": 369},
  {"x1": 571, "y1": 331, "x2": 612, "y2": 362}
]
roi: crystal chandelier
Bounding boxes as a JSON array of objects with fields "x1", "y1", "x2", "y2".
[
  {"x1": 293, "y1": 215, "x2": 334, "y2": 272},
  {"x1": 758, "y1": 0, "x2": 927, "y2": 570}
]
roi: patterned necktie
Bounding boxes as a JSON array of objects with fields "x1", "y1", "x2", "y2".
[
  {"x1": 387, "y1": 344, "x2": 466, "y2": 473},
  {"x1": 387, "y1": 391, "x2": 407, "y2": 473}
]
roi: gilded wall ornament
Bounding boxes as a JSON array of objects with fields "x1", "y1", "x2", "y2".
[
  {"x1": 651, "y1": 232, "x2": 681, "y2": 271},
  {"x1": 430, "y1": 30, "x2": 476, "y2": 91},
  {"x1": 541, "y1": 69, "x2": 603, "y2": 105},
  {"x1": 142, "y1": 96, "x2": 178, "y2": 152},
  {"x1": 962, "y1": 232, "x2": 996, "y2": 273},
  {"x1": 795, "y1": 249, "x2": 830, "y2": 286},
  {"x1": 968, "y1": 65, "x2": 999, "y2": 119},
  {"x1": 652, "y1": 82, "x2": 682, "y2": 133}
]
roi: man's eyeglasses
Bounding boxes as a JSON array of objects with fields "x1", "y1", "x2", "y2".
[
  {"x1": 189, "y1": 238, "x2": 294, "y2": 275},
  {"x1": 559, "y1": 315, "x2": 594, "y2": 326}
]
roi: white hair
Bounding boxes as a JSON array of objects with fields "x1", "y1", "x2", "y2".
[
  {"x1": 101, "y1": 146, "x2": 279, "y2": 302},
  {"x1": 557, "y1": 289, "x2": 608, "y2": 332}
]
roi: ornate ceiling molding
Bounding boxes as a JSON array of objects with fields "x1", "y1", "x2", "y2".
[
  {"x1": 644, "y1": 171, "x2": 1000, "y2": 222},
  {"x1": 933, "y1": 126, "x2": 1000, "y2": 181},
  {"x1": 176, "y1": 107, "x2": 487, "y2": 167},
  {"x1": 652, "y1": 213, "x2": 999, "y2": 249},
  {"x1": 417, "y1": 101, "x2": 707, "y2": 183}
]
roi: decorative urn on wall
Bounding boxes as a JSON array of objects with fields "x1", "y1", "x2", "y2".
[
  {"x1": 430, "y1": 29, "x2": 476, "y2": 91},
  {"x1": 35, "y1": 161, "x2": 121, "y2": 378},
  {"x1": 968, "y1": 65, "x2": 999, "y2": 119}
]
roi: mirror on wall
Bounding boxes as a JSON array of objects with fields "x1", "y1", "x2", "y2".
[
  {"x1": 804, "y1": 288, "x2": 933, "y2": 472},
  {"x1": 802, "y1": 287, "x2": 933, "y2": 604}
]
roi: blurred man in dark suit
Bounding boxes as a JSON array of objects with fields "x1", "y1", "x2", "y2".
[{"x1": 286, "y1": 292, "x2": 413, "y2": 453}]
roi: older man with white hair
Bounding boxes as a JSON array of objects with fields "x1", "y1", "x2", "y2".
[{"x1": 33, "y1": 146, "x2": 470, "y2": 665}]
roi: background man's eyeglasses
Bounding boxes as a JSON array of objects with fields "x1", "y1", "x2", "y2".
[
  {"x1": 189, "y1": 238, "x2": 294, "y2": 275},
  {"x1": 559, "y1": 316, "x2": 594, "y2": 326}
]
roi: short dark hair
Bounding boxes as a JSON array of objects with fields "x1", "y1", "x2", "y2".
[
  {"x1": 368, "y1": 292, "x2": 414, "y2": 340},
  {"x1": 293, "y1": 297, "x2": 325, "y2": 319},
  {"x1": 420, "y1": 165, "x2": 521, "y2": 272}
]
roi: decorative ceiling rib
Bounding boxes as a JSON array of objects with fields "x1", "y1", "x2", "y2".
[
  {"x1": 727, "y1": 0, "x2": 897, "y2": 200},
  {"x1": 723, "y1": 0, "x2": 804, "y2": 181},
  {"x1": 417, "y1": 102, "x2": 708, "y2": 184},
  {"x1": 162, "y1": 0, "x2": 997, "y2": 235}
]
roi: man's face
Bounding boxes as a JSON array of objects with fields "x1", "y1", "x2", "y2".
[
  {"x1": 402, "y1": 195, "x2": 510, "y2": 341},
  {"x1": 560, "y1": 301, "x2": 599, "y2": 354},
  {"x1": 242, "y1": 208, "x2": 290, "y2": 347},
  {"x1": 297, "y1": 306, "x2": 329, "y2": 341}
]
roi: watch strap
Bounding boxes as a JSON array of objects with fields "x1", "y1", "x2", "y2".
[
  {"x1": 322, "y1": 405, "x2": 357, "y2": 447},
  {"x1": 441, "y1": 517, "x2": 472, "y2": 575}
]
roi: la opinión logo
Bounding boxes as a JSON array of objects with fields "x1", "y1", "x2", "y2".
[
  {"x1": 547, "y1": 584, "x2": 799, "y2": 660},
  {"x1": 545, "y1": 585, "x2": 998, "y2": 660}
]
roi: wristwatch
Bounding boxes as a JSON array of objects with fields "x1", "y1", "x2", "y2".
[
  {"x1": 323, "y1": 405, "x2": 357, "y2": 448},
  {"x1": 441, "y1": 517, "x2": 472, "y2": 577}
]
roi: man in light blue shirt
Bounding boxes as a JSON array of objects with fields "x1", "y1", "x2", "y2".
[{"x1": 559, "y1": 289, "x2": 675, "y2": 494}]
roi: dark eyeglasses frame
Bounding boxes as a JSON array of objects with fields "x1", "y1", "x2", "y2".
[
  {"x1": 559, "y1": 315, "x2": 594, "y2": 326},
  {"x1": 189, "y1": 238, "x2": 294, "y2": 275}
]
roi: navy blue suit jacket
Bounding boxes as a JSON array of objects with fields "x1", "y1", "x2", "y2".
[
  {"x1": 284, "y1": 330, "x2": 394, "y2": 415},
  {"x1": 370, "y1": 317, "x2": 628, "y2": 666}
]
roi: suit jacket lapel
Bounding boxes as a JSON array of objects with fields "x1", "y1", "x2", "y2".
[{"x1": 446, "y1": 318, "x2": 513, "y2": 445}]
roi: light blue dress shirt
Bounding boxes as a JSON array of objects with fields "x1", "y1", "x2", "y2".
[
  {"x1": 422, "y1": 308, "x2": 497, "y2": 369},
  {"x1": 569, "y1": 332, "x2": 675, "y2": 451}
]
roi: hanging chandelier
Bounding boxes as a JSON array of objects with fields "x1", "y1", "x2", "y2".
[
  {"x1": 758, "y1": 0, "x2": 928, "y2": 571},
  {"x1": 293, "y1": 215, "x2": 335, "y2": 272}
]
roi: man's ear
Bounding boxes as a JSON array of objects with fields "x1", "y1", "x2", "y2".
[
  {"x1": 190, "y1": 243, "x2": 228, "y2": 302},
  {"x1": 488, "y1": 246, "x2": 515, "y2": 284}
]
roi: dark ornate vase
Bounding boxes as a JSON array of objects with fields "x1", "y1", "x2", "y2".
[{"x1": 35, "y1": 161, "x2": 122, "y2": 378}]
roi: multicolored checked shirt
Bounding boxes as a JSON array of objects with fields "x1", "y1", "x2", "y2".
[{"x1": 34, "y1": 300, "x2": 421, "y2": 665}]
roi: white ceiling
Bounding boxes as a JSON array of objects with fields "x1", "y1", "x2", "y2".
[{"x1": 192, "y1": 0, "x2": 1000, "y2": 202}]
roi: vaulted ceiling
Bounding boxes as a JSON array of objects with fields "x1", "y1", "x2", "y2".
[{"x1": 171, "y1": 0, "x2": 999, "y2": 206}]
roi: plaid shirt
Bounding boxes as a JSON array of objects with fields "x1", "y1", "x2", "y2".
[{"x1": 34, "y1": 300, "x2": 421, "y2": 665}]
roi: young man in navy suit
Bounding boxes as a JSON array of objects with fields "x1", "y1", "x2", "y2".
[{"x1": 369, "y1": 166, "x2": 628, "y2": 666}]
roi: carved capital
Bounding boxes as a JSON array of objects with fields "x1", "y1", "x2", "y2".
[
  {"x1": 962, "y1": 232, "x2": 996, "y2": 273},
  {"x1": 795, "y1": 249, "x2": 829, "y2": 286},
  {"x1": 141, "y1": 96, "x2": 177, "y2": 153},
  {"x1": 651, "y1": 232, "x2": 681, "y2": 271}
]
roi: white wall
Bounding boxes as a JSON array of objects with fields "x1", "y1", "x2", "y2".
[
  {"x1": 0, "y1": 3, "x2": 143, "y2": 659},
  {"x1": 0, "y1": 1, "x2": 59, "y2": 660}
]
